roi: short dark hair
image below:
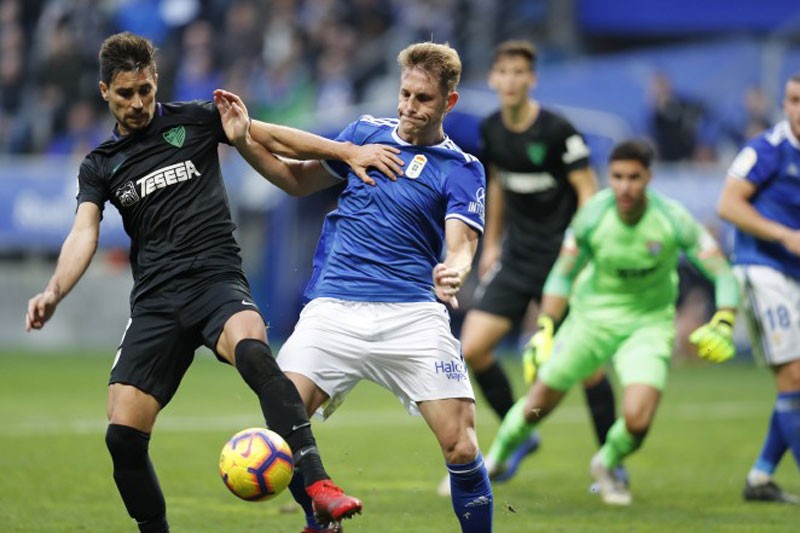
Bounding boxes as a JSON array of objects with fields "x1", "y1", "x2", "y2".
[
  {"x1": 98, "y1": 32, "x2": 157, "y2": 85},
  {"x1": 492, "y1": 40, "x2": 537, "y2": 71},
  {"x1": 788, "y1": 73, "x2": 800, "y2": 85},
  {"x1": 609, "y1": 140, "x2": 654, "y2": 168}
]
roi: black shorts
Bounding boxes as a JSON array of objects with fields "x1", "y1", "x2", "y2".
[
  {"x1": 109, "y1": 271, "x2": 264, "y2": 407},
  {"x1": 472, "y1": 262, "x2": 547, "y2": 322}
]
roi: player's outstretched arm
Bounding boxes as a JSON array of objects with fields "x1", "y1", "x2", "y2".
[
  {"x1": 213, "y1": 89, "x2": 404, "y2": 186},
  {"x1": 433, "y1": 219, "x2": 479, "y2": 309},
  {"x1": 718, "y1": 176, "x2": 800, "y2": 256},
  {"x1": 215, "y1": 89, "x2": 331, "y2": 196},
  {"x1": 681, "y1": 206, "x2": 740, "y2": 363},
  {"x1": 26, "y1": 202, "x2": 100, "y2": 331}
]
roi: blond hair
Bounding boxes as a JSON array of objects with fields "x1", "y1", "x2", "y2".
[{"x1": 397, "y1": 42, "x2": 461, "y2": 96}]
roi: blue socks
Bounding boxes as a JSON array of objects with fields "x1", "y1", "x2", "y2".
[
  {"x1": 753, "y1": 390, "x2": 800, "y2": 474},
  {"x1": 776, "y1": 390, "x2": 800, "y2": 465},
  {"x1": 447, "y1": 453, "x2": 493, "y2": 532}
]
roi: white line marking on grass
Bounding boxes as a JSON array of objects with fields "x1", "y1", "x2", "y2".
[{"x1": 0, "y1": 401, "x2": 769, "y2": 436}]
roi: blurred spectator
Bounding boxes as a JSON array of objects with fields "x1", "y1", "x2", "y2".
[
  {"x1": 45, "y1": 98, "x2": 105, "y2": 156},
  {"x1": 648, "y1": 72, "x2": 708, "y2": 162},
  {"x1": 172, "y1": 19, "x2": 222, "y2": 102},
  {"x1": 32, "y1": 14, "x2": 86, "y2": 151}
]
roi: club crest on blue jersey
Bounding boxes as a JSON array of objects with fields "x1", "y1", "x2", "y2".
[
  {"x1": 163, "y1": 125, "x2": 186, "y2": 148},
  {"x1": 406, "y1": 154, "x2": 427, "y2": 178},
  {"x1": 115, "y1": 181, "x2": 140, "y2": 207}
]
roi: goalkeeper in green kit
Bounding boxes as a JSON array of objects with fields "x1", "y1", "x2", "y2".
[{"x1": 484, "y1": 140, "x2": 740, "y2": 505}]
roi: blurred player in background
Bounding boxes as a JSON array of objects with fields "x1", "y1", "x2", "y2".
[
  {"x1": 485, "y1": 140, "x2": 740, "y2": 505},
  {"x1": 25, "y1": 32, "x2": 402, "y2": 532},
  {"x1": 454, "y1": 40, "x2": 619, "y2": 491},
  {"x1": 216, "y1": 41, "x2": 493, "y2": 532},
  {"x1": 717, "y1": 74, "x2": 800, "y2": 505}
]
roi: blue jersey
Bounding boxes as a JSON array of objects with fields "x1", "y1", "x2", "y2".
[
  {"x1": 305, "y1": 115, "x2": 486, "y2": 302},
  {"x1": 727, "y1": 120, "x2": 800, "y2": 279}
]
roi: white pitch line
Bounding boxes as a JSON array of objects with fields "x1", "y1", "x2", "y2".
[{"x1": 0, "y1": 401, "x2": 769, "y2": 437}]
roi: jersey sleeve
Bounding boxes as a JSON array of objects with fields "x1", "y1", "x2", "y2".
[
  {"x1": 76, "y1": 155, "x2": 107, "y2": 213},
  {"x1": 196, "y1": 100, "x2": 230, "y2": 146},
  {"x1": 320, "y1": 118, "x2": 363, "y2": 181},
  {"x1": 666, "y1": 199, "x2": 740, "y2": 309},
  {"x1": 556, "y1": 119, "x2": 591, "y2": 172},
  {"x1": 443, "y1": 159, "x2": 486, "y2": 234},
  {"x1": 726, "y1": 136, "x2": 778, "y2": 188}
]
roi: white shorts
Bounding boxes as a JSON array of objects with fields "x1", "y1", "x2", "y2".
[
  {"x1": 277, "y1": 298, "x2": 475, "y2": 418},
  {"x1": 736, "y1": 265, "x2": 800, "y2": 366}
]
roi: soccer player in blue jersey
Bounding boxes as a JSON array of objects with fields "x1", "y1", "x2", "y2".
[
  {"x1": 215, "y1": 42, "x2": 493, "y2": 532},
  {"x1": 718, "y1": 74, "x2": 800, "y2": 504}
]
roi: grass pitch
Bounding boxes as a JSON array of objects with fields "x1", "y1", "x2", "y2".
[{"x1": 0, "y1": 351, "x2": 797, "y2": 532}]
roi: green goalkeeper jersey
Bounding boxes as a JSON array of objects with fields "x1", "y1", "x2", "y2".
[{"x1": 543, "y1": 189, "x2": 738, "y2": 326}]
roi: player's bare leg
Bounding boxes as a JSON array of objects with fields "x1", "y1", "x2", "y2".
[{"x1": 420, "y1": 398, "x2": 493, "y2": 532}]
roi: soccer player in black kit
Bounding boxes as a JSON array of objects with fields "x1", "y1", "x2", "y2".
[
  {"x1": 448, "y1": 40, "x2": 622, "y2": 490},
  {"x1": 25, "y1": 32, "x2": 402, "y2": 532}
]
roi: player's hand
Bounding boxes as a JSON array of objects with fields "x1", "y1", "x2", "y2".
[
  {"x1": 779, "y1": 228, "x2": 800, "y2": 256},
  {"x1": 26, "y1": 289, "x2": 59, "y2": 332},
  {"x1": 432, "y1": 263, "x2": 465, "y2": 309},
  {"x1": 522, "y1": 315, "x2": 555, "y2": 386},
  {"x1": 689, "y1": 310, "x2": 735, "y2": 363},
  {"x1": 342, "y1": 143, "x2": 404, "y2": 186},
  {"x1": 213, "y1": 89, "x2": 251, "y2": 146}
]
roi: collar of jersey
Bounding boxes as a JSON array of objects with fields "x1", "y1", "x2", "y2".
[
  {"x1": 779, "y1": 120, "x2": 800, "y2": 150},
  {"x1": 391, "y1": 126, "x2": 450, "y2": 148}
]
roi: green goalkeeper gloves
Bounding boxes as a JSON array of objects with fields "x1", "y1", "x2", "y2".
[
  {"x1": 522, "y1": 315, "x2": 555, "y2": 386},
  {"x1": 689, "y1": 310, "x2": 736, "y2": 363}
]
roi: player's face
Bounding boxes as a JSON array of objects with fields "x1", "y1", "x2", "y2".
[
  {"x1": 783, "y1": 79, "x2": 800, "y2": 139},
  {"x1": 488, "y1": 55, "x2": 535, "y2": 108},
  {"x1": 609, "y1": 159, "x2": 651, "y2": 218},
  {"x1": 99, "y1": 69, "x2": 158, "y2": 136},
  {"x1": 397, "y1": 67, "x2": 457, "y2": 145}
]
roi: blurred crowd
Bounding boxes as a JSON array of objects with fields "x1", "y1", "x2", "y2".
[
  {"x1": 0, "y1": 0, "x2": 785, "y2": 161},
  {"x1": 0, "y1": 0, "x2": 496, "y2": 156}
]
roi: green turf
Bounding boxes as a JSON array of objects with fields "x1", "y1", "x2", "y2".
[{"x1": 0, "y1": 351, "x2": 797, "y2": 532}]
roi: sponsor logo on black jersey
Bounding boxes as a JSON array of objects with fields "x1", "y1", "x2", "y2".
[
  {"x1": 163, "y1": 125, "x2": 186, "y2": 148},
  {"x1": 135, "y1": 160, "x2": 201, "y2": 199},
  {"x1": 115, "y1": 181, "x2": 140, "y2": 207}
]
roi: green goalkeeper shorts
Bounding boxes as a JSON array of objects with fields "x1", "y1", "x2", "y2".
[{"x1": 539, "y1": 313, "x2": 674, "y2": 392}]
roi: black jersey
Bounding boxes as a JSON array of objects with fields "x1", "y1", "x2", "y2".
[
  {"x1": 77, "y1": 101, "x2": 243, "y2": 304},
  {"x1": 479, "y1": 108, "x2": 590, "y2": 272}
]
